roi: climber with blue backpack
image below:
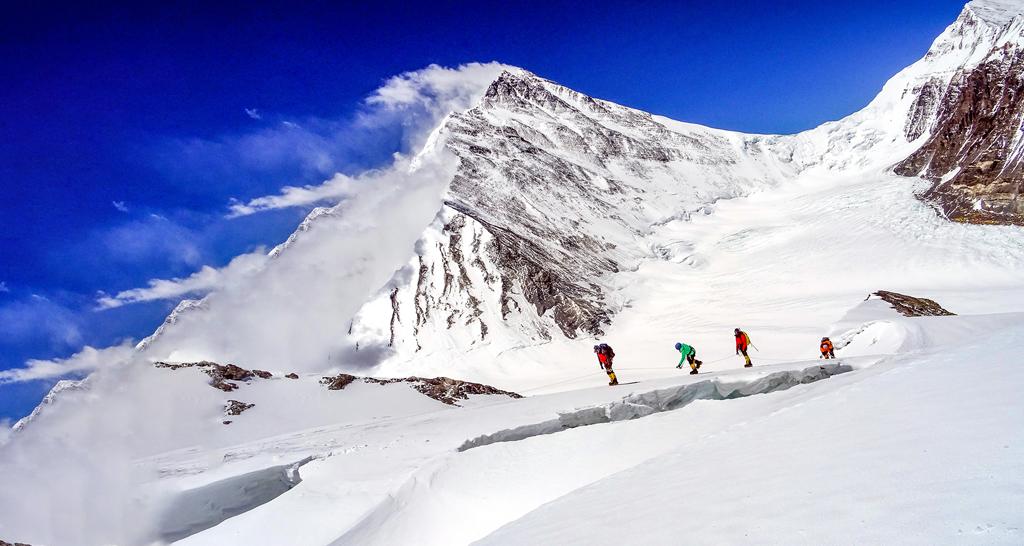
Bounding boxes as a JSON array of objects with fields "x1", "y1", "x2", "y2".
[{"x1": 674, "y1": 341, "x2": 703, "y2": 375}]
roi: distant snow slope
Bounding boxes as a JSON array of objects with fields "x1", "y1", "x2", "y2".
[{"x1": 2, "y1": 2, "x2": 1024, "y2": 546}]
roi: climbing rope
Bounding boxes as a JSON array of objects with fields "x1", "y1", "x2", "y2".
[{"x1": 518, "y1": 372, "x2": 599, "y2": 394}]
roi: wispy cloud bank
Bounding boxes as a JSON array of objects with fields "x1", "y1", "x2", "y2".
[
  {"x1": 99, "y1": 214, "x2": 204, "y2": 268},
  {"x1": 0, "y1": 295, "x2": 82, "y2": 350},
  {"x1": 0, "y1": 281, "x2": 8, "y2": 293},
  {"x1": 0, "y1": 341, "x2": 135, "y2": 384},
  {"x1": 245, "y1": 107, "x2": 262, "y2": 120},
  {"x1": 96, "y1": 251, "x2": 268, "y2": 309},
  {"x1": 112, "y1": 200, "x2": 129, "y2": 213}
]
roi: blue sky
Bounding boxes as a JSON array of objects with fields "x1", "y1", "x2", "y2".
[{"x1": 0, "y1": 0, "x2": 967, "y2": 420}]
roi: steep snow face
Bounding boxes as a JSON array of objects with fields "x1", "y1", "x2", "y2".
[{"x1": 349, "y1": 69, "x2": 798, "y2": 359}]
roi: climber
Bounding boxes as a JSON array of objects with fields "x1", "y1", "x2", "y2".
[
  {"x1": 594, "y1": 343, "x2": 619, "y2": 386},
  {"x1": 820, "y1": 337, "x2": 835, "y2": 359},
  {"x1": 674, "y1": 342, "x2": 703, "y2": 375},
  {"x1": 735, "y1": 328, "x2": 753, "y2": 367}
]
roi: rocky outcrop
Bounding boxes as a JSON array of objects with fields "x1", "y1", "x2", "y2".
[
  {"x1": 224, "y1": 400, "x2": 255, "y2": 416},
  {"x1": 154, "y1": 361, "x2": 272, "y2": 392},
  {"x1": 320, "y1": 374, "x2": 358, "y2": 390},
  {"x1": 872, "y1": 291, "x2": 956, "y2": 317},
  {"x1": 319, "y1": 373, "x2": 521, "y2": 406},
  {"x1": 896, "y1": 46, "x2": 1024, "y2": 225},
  {"x1": 0, "y1": 539, "x2": 32, "y2": 546}
]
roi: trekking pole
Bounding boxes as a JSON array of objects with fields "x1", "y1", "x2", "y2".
[{"x1": 751, "y1": 343, "x2": 760, "y2": 352}]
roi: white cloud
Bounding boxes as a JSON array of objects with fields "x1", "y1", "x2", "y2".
[
  {"x1": 112, "y1": 200, "x2": 129, "y2": 213},
  {"x1": 96, "y1": 251, "x2": 269, "y2": 309},
  {"x1": 245, "y1": 107, "x2": 262, "y2": 120},
  {"x1": 0, "y1": 281, "x2": 8, "y2": 293},
  {"x1": 0, "y1": 341, "x2": 135, "y2": 384}
]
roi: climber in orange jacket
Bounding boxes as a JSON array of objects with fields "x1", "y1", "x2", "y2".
[
  {"x1": 820, "y1": 337, "x2": 835, "y2": 359},
  {"x1": 735, "y1": 328, "x2": 753, "y2": 367}
]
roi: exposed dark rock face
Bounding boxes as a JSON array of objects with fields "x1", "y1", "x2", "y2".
[
  {"x1": 896, "y1": 48, "x2": 1024, "y2": 225},
  {"x1": 872, "y1": 290, "x2": 956, "y2": 317},
  {"x1": 154, "y1": 361, "x2": 272, "y2": 391},
  {"x1": 903, "y1": 78, "x2": 945, "y2": 141},
  {"x1": 320, "y1": 373, "x2": 521, "y2": 406},
  {"x1": 225, "y1": 400, "x2": 255, "y2": 416},
  {"x1": 0, "y1": 539, "x2": 32, "y2": 546},
  {"x1": 285, "y1": 373, "x2": 299, "y2": 379},
  {"x1": 320, "y1": 374, "x2": 358, "y2": 390}
]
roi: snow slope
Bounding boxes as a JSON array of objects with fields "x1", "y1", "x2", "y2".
[{"x1": 479, "y1": 315, "x2": 1024, "y2": 545}]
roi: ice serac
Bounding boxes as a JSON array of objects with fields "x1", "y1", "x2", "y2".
[
  {"x1": 894, "y1": 0, "x2": 1024, "y2": 224},
  {"x1": 349, "y1": 69, "x2": 795, "y2": 355}
]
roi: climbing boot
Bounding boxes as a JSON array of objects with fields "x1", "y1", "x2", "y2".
[
  {"x1": 689, "y1": 369, "x2": 699, "y2": 375},
  {"x1": 744, "y1": 362, "x2": 753, "y2": 368}
]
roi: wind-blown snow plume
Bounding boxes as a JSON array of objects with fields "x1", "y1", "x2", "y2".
[
  {"x1": 228, "y1": 62, "x2": 510, "y2": 217},
  {"x1": 141, "y1": 151, "x2": 459, "y2": 371},
  {"x1": 0, "y1": 356, "x2": 228, "y2": 545}
]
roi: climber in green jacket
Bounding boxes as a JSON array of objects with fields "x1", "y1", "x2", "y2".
[{"x1": 674, "y1": 342, "x2": 703, "y2": 375}]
